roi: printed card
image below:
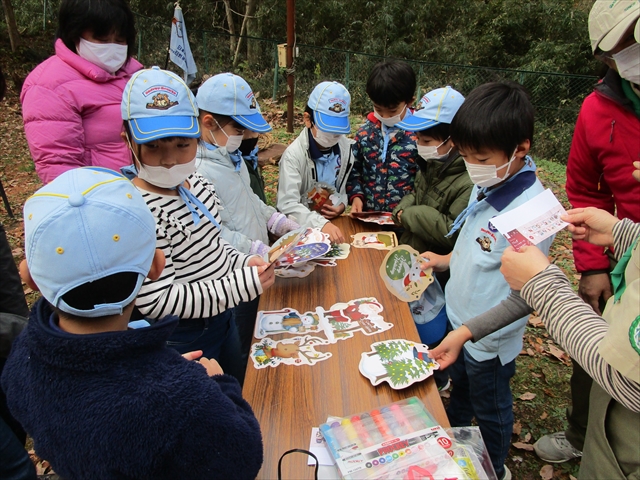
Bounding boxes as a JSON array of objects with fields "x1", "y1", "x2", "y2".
[
  {"x1": 351, "y1": 232, "x2": 398, "y2": 250},
  {"x1": 254, "y1": 308, "x2": 323, "y2": 339},
  {"x1": 489, "y1": 189, "x2": 568, "y2": 251},
  {"x1": 350, "y1": 211, "x2": 395, "y2": 225},
  {"x1": 251, "y1": 336, "x2": 332, "y2": 369},
  {"x1": 359, "y1": 339, "x2": 439, "y2": 390},
  {"x1": 318, "y1": 297, "x2": 393, "y2": 343},
  {"x1": 380, "y1": 245, "x2": 434, "y2": 302}
]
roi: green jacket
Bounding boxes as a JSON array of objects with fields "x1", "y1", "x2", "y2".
[{"x1": 392, "y1": 152, "x2": 473, "y2": 255}]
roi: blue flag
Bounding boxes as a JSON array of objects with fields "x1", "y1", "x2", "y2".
[{"x1": 169, "y1": 5, "x2": 197, "y2": 84}]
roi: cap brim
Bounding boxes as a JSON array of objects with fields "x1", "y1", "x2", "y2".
[
  {"x1": 395, "y1": 115, "x2": 439, "y2": 131},
  {"x1": 129, "y1": 116, "x2": 200, "y2": 143},
  {"x1": 598, "y1": 12, "x2": 640, "y2": 51},
  {"x1": 232, "y1": 113, "x2": 272, "y2": 133},
  {"x1": 314, "y1": 111, "x2": 350, "y2": 134}
]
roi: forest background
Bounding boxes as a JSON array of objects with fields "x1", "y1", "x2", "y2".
[{"x1": 1, "y1": 0, "x2": 603, "y2": 478}]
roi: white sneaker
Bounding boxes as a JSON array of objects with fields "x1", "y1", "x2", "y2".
[
  {"x1": 533, "y1": 431, "x2": 582, "y2": 463},
  {"x1": 501, "y1": 465, "x2": 512, "y2": 480}
]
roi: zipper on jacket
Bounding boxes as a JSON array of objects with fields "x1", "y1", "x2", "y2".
[
  {"x1": 609, "y1": 120, "x2": 615, "y2": 143},
  {"x1": 337, "y1": 151, "x2": 354, "y2": 192}
]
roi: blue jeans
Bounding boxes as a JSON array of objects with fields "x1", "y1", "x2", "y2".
[
  {"x1": 0, "y1": 416, "x2": 36, "y2": 480},
  {"x1": 167, "y1": 309, "x2": 245, "y2": 385},
  {"x1": 447, "y1": 348, "x2": 516, "y2": 479}
]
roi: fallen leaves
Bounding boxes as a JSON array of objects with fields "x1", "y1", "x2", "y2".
[
  {"x1": 519, "y1": 392, "x2": 537, "y2": 401},
  {"x1": 512, "y1": 441, "x2": 535, "y2": 451},
  {"x1": 540, "y1": 464, "x2": 554, "y2": 480}
]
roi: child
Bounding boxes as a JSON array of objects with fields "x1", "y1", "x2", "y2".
[
  {"x1": 347, "y1": 60, "x2": 419, "y2": 213},
  {"x1": 121, "y1": 67, "x2": 275, "y2": 383},
  {"x1": 1, "y1": 167, "x2": 263, "y2": 479},
  {"x1": 277, "y1": 81, "x2": 355, "y2": 244},
  {"x1": 194, "y1": 72, "x2": 298, "y2": 368},
  {"x1": 420, "y1": 82, "x2": 554, "y2": 480},
  {"x1": 195, "y1": 72, "x2": 299, "y2": 257}
]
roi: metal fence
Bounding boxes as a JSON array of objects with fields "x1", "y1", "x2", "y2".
[{"x1": 7, "y1": 5, "x2": 599, "y2": 163}]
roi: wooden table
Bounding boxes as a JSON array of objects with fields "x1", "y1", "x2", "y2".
[{"x1": 243, "y1": 216, "x2": 449, "y2": 479}]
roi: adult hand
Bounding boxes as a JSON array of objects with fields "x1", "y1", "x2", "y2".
[
  {"x1": 562, "y1": 207, "x2": 618, "y2": 247},
  {"x1": 321, "y1": 202, "x2": 345, "y2": 220},
  {"x1": 198, "y1": 356, "x2": 224, "y2": 376},
  {"x1": 500, "y1": 245, "x2": 550, "y2": 291},
  {"x1": 578, "y1": 273, "x2": 612, "y2": 315},
  {"x1": 428, "y1": 326, "x2": 472, "y2": 370},
  {"x1": 350, "y1": 197, "x2": 363, "y2": 214},
  {"x1": 321, "y1": 222, "x2": 345, "y2": 244},
  {"x1": 256, "y1": 262, "x2": 276, "y2": 290},
  {"x1": 182, "y1": 350, "x2": 203, "y2": 361},
  {"x1": 633, "y1": 161, "x2": 640, "y2": 183},
  {"x1": 419, "y1": 251, "x2": 451, "y2": 273}
]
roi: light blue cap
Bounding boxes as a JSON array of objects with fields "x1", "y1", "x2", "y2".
[
  {"x1": 395, "y1": 86, "x2": 465, "y2": 131},
  {"x1": 23, "y1": 167, "x2": 157, "y2": 318},
  {"x1": 121, "y1": 66, "x2": 200, "y2": 143},
  {"x1": 196, "y1": 73, "x2": 272, "y2": 133},
  {"x1": 307, "y1": 81, "x2": 351, "y2": 134}
]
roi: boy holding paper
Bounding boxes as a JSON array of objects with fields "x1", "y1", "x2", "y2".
[{"x1": 420, "y1": 81, "x2": 554, "y2": 480}]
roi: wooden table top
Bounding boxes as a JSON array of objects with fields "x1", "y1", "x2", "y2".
[{"x1": 242, "y1": 215, "x2": 449, "y2": 479}]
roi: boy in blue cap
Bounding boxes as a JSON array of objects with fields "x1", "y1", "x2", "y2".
[
  {"x1": 121, "y1": 67, "x2": 275, "y2": 384},
  {"x1": 195, "y1": 72, "x2": 298, "y2": 369},
  {"x1": 1, "y1": 167, "x2": 263, "y2": 479},
  {"x1": 277, "y1": 80, "x2": 355, "y2": 244}
]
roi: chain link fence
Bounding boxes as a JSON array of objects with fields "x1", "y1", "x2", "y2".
[{"x1": 5, "y1": 5, "x2": 598, "y2": 163}]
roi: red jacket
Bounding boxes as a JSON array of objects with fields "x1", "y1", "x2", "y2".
[{"x1": 566, "y1": 70, "x2": 640, "y2": 273}]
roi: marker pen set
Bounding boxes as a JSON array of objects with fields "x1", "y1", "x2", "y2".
[{"x1": 319, "y1": 397, "x2": 474, "y2": 479}]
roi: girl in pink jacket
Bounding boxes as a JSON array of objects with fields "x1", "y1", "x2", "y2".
[{"x1": 21, "y1": 0, "x2": 142, "y2": 184}]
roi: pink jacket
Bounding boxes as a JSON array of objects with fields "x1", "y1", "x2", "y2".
[{"x1": 21, "y1": 39, "x2": 143, "y2": 184}]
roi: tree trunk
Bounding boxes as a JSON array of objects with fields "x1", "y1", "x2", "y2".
[
  {"x1": 1, "y1": 0, "x2": 21, "y2": 52},
  {"x1": 221, "y1": 0, "x2": 237, "y2": 57},
  {"x1": 245, "y1": 0, "x2": 258, "y2": 64}
]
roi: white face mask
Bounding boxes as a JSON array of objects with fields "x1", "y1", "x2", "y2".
[
  {"x1": 313, "y1": 128, "x2": 342, "y2": 148},
  {"x1": 612, "y1": 43, "x2": 640, "y2": 85},
  {"x1": 127, "y1": 136, "x2": 196, "y2": 188},
  {"x1": 211, "y1": 121, "x2": 244, "y2": 153},
  {"x1": 464, "y1": 149, "x2": 518, "y2": 188},
  {"x1": 373, "y1": 104, "x2": 406, "y2": 127},
  {"x1": 76, "y1": 38, "x2": 127, "y2": 74},
  {"x1": 418, "y1": 137, "x2": 451, "y2": 162}
]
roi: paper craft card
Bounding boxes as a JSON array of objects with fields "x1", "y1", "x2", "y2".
[
  {"x1": 351, "y1": 232, "x2": 398, "y2": 250},
  {"x1": 251, "y1": 336, "x2": 332, "y2": 369},
  {"x1": 274, "y1": 262, "x2": 317, "y2": 278},
  {"x1": 276, "y1": 242, "x2": 331, "y2": 267},
  {"x1": 269, "y1": 227, "x2": 332, "y2": 265},
  {"x1": 308, "y1": 427, "x2": 336, "y2": 466},
  {"x1": 489, "y1": 188, "x2": 568, "y2": 251},
  {"x1": 318, "y1": 297, "x2": 393, "y2": 343},
  {"x1": 255, "y1": 308, "x2": 323, "y2": 338},
  {"x1": 321, "y1": 243, "x2": 351, "y2": 260},
  {"x1": 359, "y1": 339, "x2": 439, "y2": 389},
  {"x1": 350, "y1": 211, "x2": 395, "y2": 226},
  {"x1": 380, "y1": 245, "x2": 434, "y2": 302}
]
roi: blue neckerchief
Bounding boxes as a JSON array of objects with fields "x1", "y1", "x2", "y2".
[
  {"x1": 202, "y1": 142, "x2": 243, "y2": 172},
  {"x1": 380, "y1": 122, "x2": 398, "y2": 161},
  {"x1": 446, "y1": 157, "x2": 538, "y2": 237},
  {"x1": 307, "y1": 129, "x2": 342, "y2": 187},
  {"x1": 242, "y1": 146, "x2": 259, "y2": 171},
  {"x1": 120, "y1": 164, "x2": 220, "y2": 229}
]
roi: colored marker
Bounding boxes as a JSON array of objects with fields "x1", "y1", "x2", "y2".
[
  {"x1": 390, "y1": 403, "x2": 413, "y2": 433},
  {"x1": 361, "y1": 412, "x2": 383, "y2": 443},
  {"x1": 331, "y1": 421, "x2": 349, "y2": 448},
  {"x1": 351, "y1": 415, "x2": 373, "y2": 447},
  {"x1": 341, "y1": 418, "x2": 359, "y2": 444},
  {"x1": 319, "y1": 423, "x2": 341, "y2": 457},
  {"x1": 407, "y1": 398, "x2": 437, "y2": 428},
  {"x1": 381, "y1": 407, "x2": 404, "y2": 437},
  {"x1": 371, "y1": 409, "x2": 392, "y2": 439}
]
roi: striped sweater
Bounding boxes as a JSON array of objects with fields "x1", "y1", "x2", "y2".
[
  {"x1": 135, "y1": 173, "x2": 262, "y2": 320},
  {"x1": 521, "y1": 218, "x2": 640, "y2": 413}
]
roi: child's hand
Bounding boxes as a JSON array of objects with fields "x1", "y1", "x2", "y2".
[
  {"x1": 198, "y1": 357, "x2": 224, "y2": 377},
  {"x1": 257, "y1": 262, "x2": 276, "y2": 290},
  {"x1": 182, "y1": 350, "x2": 203, "y2": 361},
  {"x1": 321, "y1": 222, "x2": 345, "y2": 244},
  {"x1": 561, "y1": 207, "x2": 618, "y2": 247},
  {"x1": 248, "y1": 255, "x2": 269, "y2": 268},
  {"x1": 428, "y1": 326, "x2": 473, "y2": 370},
  {"x1": 500, "y1": 245, "x2": 550, "y2": 291},
  {"x1": 350, "y1": 197, "x2": 364, "y2": 213},
  {"x1": 321, "y1": 203, "x2": 345, "y2": 219},
  {"x1": 419, "y1": 251, "x2": 451, "y2": 272},
  {"x1": 633, "y1": 161, "x2": 640, "y2": 183}
]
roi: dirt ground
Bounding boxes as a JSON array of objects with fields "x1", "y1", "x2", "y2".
[{"x1": 0, "y1": 31, "x2": 582, "y2": 479}]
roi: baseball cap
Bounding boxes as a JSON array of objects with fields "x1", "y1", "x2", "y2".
[
  {"x1": 307, "y1": 81, "x2": 351, "y2": 134},
  {"x1": 23, "y1": 167, "x2": 157, "y2": 318},
  {"x1": 395, "y1": 86, "x2": 464, "y2": 131},
  {"x1": 589, "y1": 0, "x2": 640, "y2": 53},
  {"x1": 122, "y1": 66, "x2": 200, "y2": 143},
  {"x1": 196, "y1": 73, "x2": 272, "y2": 133}
]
